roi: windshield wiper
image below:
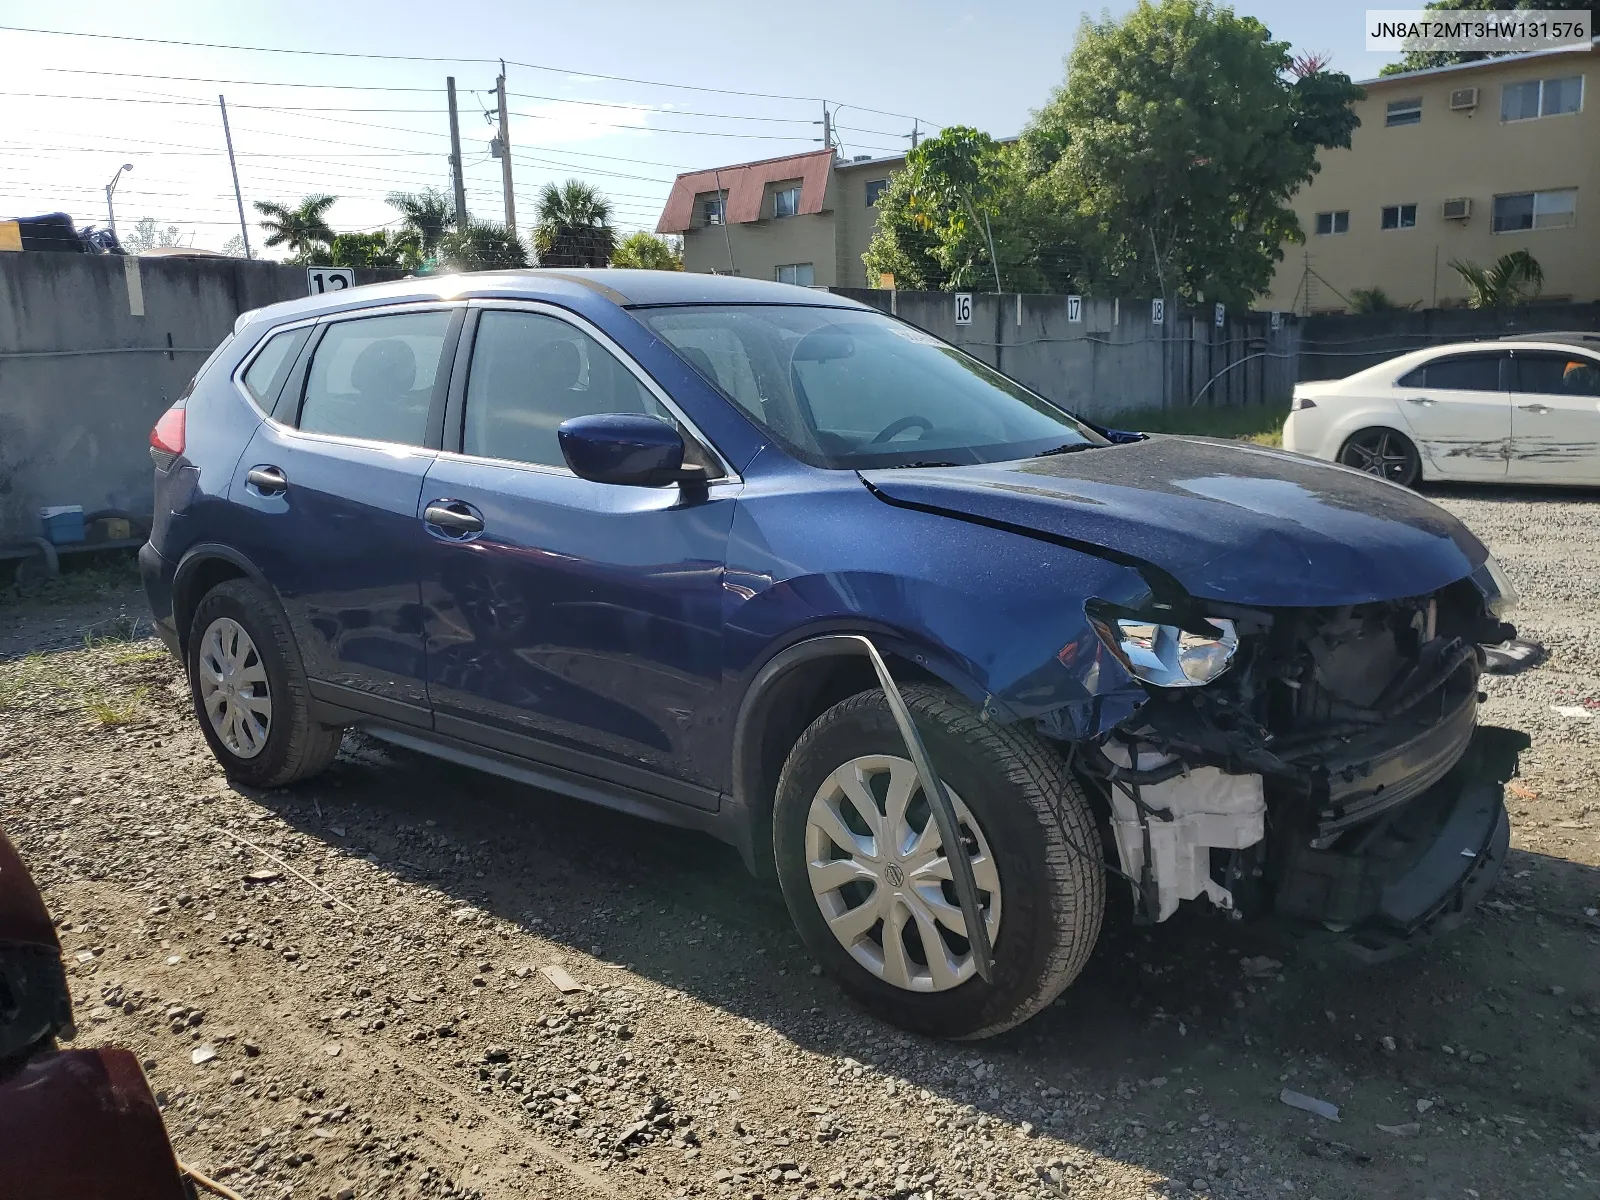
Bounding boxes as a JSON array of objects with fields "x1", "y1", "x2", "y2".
[
  {"x1": 886, "y1": 460, "x2": 961, "y2": 469},
  {"x1": 1031, "y1": 442, "x2": 1103, "y2": 458}
]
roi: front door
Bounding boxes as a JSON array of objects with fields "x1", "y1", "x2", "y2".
[
  {"x1": 1507, "y1": 349, "x2": 1600, "y2": 484},
  {"x1": 228, "y1": 306, "x2": 461, "y2": 723},
  {"x1": 1393, "y1": 351, "x2": 1510, "y2": 480},
  {"x1": 418, "y1": 305, "x2": 736, "y2": 807}
]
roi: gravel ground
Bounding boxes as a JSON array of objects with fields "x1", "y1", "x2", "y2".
[{"x1": 1, "y1": 486, "x2": 1598, "y2": 1200}]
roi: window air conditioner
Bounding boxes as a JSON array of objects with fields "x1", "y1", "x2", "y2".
[
  {"x1": 1442, "y1": 197, "x2": 1472, "y2": 220},
  {"x1": 1449, "y1": 87, "x2": 1479, "y2": 111}
]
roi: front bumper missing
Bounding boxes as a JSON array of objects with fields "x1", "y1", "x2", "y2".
[{"x1": 1275, "y1": 726, "x2": 1516, "y2": 963}]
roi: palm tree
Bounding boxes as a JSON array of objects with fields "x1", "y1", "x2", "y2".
[
  {"x1": 610, "y1": 231, "x2": 683, "y2": 271},
  {"x1": 438, "y1": 220, "x2": 529, "y2": 271},
  {"x1": 252, "y1": 194, "x2": 338, "y2": 261},
  {"x1": 533, "y1": 180, "x2": 616, "y2": 267},
  {"x1": 1449, "y1": 249, "x2": 1545, "y2": 309},
  {"x1": 386, "y1": 187, "x2": 455, "y2": 260}
]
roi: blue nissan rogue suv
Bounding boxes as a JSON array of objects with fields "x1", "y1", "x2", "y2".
[{"x1": 143, "y1": 271, "x2": 1519, "y2": 1039}]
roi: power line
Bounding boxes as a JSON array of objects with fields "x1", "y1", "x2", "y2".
[{"x1": 0, "y1": 23, "x2": 939, "y2": 125}]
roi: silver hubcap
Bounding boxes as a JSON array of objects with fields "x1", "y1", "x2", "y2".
[
  {"x1": 805, "y1": 754, "x2": 1001, "y2": 993},
  {"x1": 1342, "y1": 431, "x2": 1412, "y2": 482},
  {"x1": 197, "y1": 617, "x2": 272, "y2": 759}
]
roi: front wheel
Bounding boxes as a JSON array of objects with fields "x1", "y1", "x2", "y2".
[
  {"x1": 773, "y1": 685, "x2": 1104, "y2": 1039},
  {"x1": 1338, "y1": 426, "x2": 1421, "y2": 487}
]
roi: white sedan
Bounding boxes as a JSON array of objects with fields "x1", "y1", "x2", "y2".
[{"x1": 1283, "y1": 335, "x2": 1600, "y2": 486}]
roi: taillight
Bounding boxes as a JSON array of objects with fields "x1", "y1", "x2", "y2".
[{"x1": 150, "y1": 407, "x2": 186, "y2": 471}]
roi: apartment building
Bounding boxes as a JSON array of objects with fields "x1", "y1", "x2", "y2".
[
  {"x1": 655, "y1": 148, "x2": 905, "y2": 288},
  {"x1": 1263, "y1": 42, "x2": 1597, "y2": 313}
]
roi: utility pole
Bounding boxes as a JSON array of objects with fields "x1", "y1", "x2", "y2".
[
  {"x1": 218, "y1": 96, "x2": 251, "y2": 259},
  {"x1": 909, "y1": 120, "x2": 920, "y2": 150},
  {"x1": 445, "y1": 76, "x2": 468, "y2": 230},
  {"x1": 495, "y1": 63, "x2": 516, "y2": 233},
  {"x1": 822, "y1": 103, "x2": 832, "y2": 152}
]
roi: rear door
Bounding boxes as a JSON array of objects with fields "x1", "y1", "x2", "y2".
[
  {"x1": 1392, "y1": 351, "x2": 1510, "y2": 480},
  {"x1": 1507, "y1": 350, "x2": 1600, "y2": 483},
  {"x1": 417, "y1": 302, "x2": 737, "y2": 807},
  {"x1": 228, "y1": 304, "x2": 463, "y2": 725}
]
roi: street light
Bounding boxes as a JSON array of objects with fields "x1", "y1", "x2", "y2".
[{"x1": 105, "y1": 162, "x2": 134, "y2": 239}]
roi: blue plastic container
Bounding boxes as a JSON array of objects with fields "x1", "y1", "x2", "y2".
[{"x1": 39, "y1": 505, "x2": 86, "y2": 545}]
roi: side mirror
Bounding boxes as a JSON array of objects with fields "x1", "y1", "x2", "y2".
[{"x1": 558, "y1": 413, "x2": 704, "y2": 487}]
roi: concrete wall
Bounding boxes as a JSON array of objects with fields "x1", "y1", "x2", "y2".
[
  {"x1": 1264, "y1": 45, "x2": 1598, "y2": 313},
  {"x1": 0, "y1": 253, "x2": 399, "y2": 543},
  {"x1": 1297, "y1": 301, "x2": 1600, "y2": 380},
  {"x1": 836, "y1": 290, "x2": 1299, "y2": 420}
]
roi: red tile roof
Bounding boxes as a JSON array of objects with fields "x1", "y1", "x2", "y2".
[{"x1": 655, "y1": 149, "x2": 834, "y2": 234}]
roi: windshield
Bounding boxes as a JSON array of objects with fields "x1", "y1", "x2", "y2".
[{"x1": 633, "y1": 304, "x2": 1106, "y2": 469}]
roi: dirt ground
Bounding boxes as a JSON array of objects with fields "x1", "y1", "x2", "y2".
[{"x1": 1, "y1": 486, "x2": 1597, "y2": 1200}]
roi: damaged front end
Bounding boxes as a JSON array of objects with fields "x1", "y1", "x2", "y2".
[{"x1": 1077, "y1": 565, "x2": 1520, "y2": 960}]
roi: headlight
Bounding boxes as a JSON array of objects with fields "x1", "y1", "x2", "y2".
[
  {"x1": 1091, "y1": 616, "x2": 1239, "y2": 688},
  {"x1": 1470, "y1": 554, "x2": 1518, "y2": 618}
]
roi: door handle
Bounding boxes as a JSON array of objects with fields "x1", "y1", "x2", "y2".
[
  {"x1": 423, "y1": 500, "x2": 485, "y2": 537},
  {"x1": 246, "y1": 465, "x2": 287, "y2": 495},
  {"x1": 1518, "y1": 403, "x2": 1552, "y2": 414},
  {"x1": 1404, "y1": 396, "x2": 1435, "y2": 406}
]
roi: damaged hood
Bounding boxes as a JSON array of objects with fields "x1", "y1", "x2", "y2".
[{"x1": 861, "y1": 436, "x2": 1487, "y2": 608}]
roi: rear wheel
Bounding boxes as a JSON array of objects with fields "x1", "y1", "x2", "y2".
[
  {"x1": 1338, "y1": 426, "x2": 1421, "y2": 487},
  {"x1": 187, "y1": 579, "x2": 343, "y2": 788},
  {"x1": 773, "y1": 685, "x2": 1104, "y2": 1039}
]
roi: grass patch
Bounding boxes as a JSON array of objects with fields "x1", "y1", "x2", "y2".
[
  {"x1": 111, "y1": 648, "x2": 168, "y2": 666},
  {"x1": 82, "y1": 685, "x2": 149, "y2": 727},
  {"x1": 2, "y1": 552, "x2": 142, "y2": 607},
  {"x1": 1100, "y1": 404, "x2": 1288, "y2": 448}
]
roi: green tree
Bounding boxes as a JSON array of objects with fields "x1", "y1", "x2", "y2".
[
  {"x1": 1381, "y1": 0, "x2": 1594, "y2": 75},
  {"x1": 1025, "y1": 0, "x2": 1363, "y2": 308},
  {"x1": 329, "y1": 231, "x2": 412, "y2": 270},
  {"x1": 252, "y1": 194, "x2": 338, "y2": 262},
  {"x1": 1449, "y1": 249, "x2": 1545, "y2": 308},
  {"x1": 1348, "y1": 286, "x2": 1415, "y2": 313},
  {"x1": 533, "y1": 180, "x2": 616, "y2": 267},
  {"x1": 386, "y1": 187, "x2": 455, "y2": 260},
  {"x1": 610, "y1": 231, "x2": 683, "y2": 270},
  {"x1": 438, "y1": 220, "x2": 529, "y2": 271},
  {"x1": 864, "y1": 128, "x2": 1084, "y2": 293}
]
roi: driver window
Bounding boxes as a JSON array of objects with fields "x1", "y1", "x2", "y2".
[{"x1": 462, "y1": 310, "x2": 671, "y2": 468}]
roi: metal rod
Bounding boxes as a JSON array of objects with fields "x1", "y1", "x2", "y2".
[
  {"x1": 843, "y1": 635, "x2": 995, "y2": 983},
  {"x1": 218, "y1": 96, "x2": 250, "y2": 259}
]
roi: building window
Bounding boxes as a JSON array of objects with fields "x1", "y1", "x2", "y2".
[
  {"x1": 1385, "y1": 98, "x2": 1422, "y2": 126},
  {"x1": 773, "y1": 185, "x2": 802, "y2": 218},
  {"x1": 775, "y1": 263, "x2": 814, "y2": 287},
  {"x1": 1314, "y1": 210, "x2": 1349, "y2": 235},
  {"x1": 1493, "y1": 188, "x2": 1577, "y2": 232},
  {"x1": 1503, "y1": 75, "x2": 1584, "y2": 121},
  {"x1": 864, "y1": 179, "x2": 888, "y2": 207},
  {"x1": 702, "y1": 195, "x2": 725, "y2": 226},
  {"x1": 1381, "y1": 203, "x2": 1418, "y2": 230}
]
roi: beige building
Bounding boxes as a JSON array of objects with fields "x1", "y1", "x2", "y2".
[
  {"x1": 655, "y1": 148, "x2": 905, "y2": 288},
  {"x1": 1264, "y1": 43, "x2": 1597, "y2": 313}
]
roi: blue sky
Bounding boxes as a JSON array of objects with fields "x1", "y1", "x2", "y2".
[{"x1": 0, "y1": 1, "x2": 1402, "y2": 251}]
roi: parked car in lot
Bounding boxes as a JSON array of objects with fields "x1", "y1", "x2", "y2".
[
  {"x1": 144, "y1": 272, "x2": 1520, "y2": 1039},
  {"x1": 1285, "y1": 333, "x2": 1600, "y2": 486}
]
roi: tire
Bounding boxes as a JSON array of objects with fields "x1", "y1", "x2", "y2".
[
  {"x1": 186, "y1": 579, "x2": 344, "y2": 788},
  {"x1": 1338, "y1": 426, "x2": 1421, "y2": 488},
  {"x1": 773, "y1": 685, "x2": 1105, "y2": 1040}
]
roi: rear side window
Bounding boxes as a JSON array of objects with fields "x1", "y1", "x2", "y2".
[
  {"x1": 241, "y1": 327, "x2": 311, "y2": 407},
  {"x1": 1514, "y1": 351, "x2": 1600, "y2": 396},
  {"x1": 461, "y1": 310, "x2": 671, "y2": 468},
  {"x1": 1401, "y1": 354, "x2": 1504, "y2": 391},
  {"x1": 297, "y1": 311, "x2": 453, "y2": 446}
]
